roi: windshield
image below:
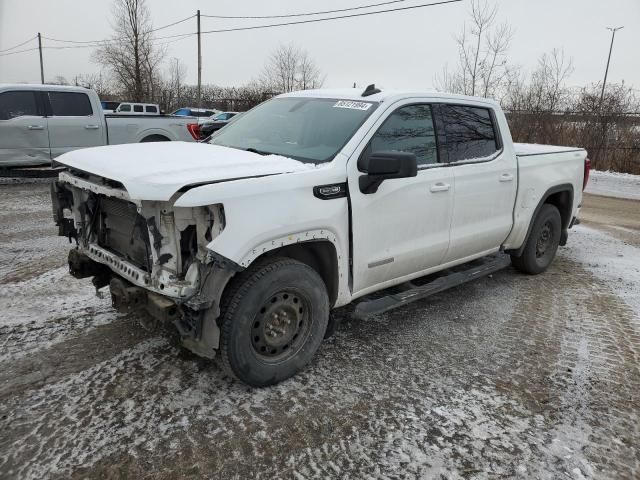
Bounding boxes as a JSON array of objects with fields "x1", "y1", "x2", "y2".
[
  {"x1": 209, "y1": 97, "x2": 377, "y2": 163},
  {"x1": 213, "y1": 112, "x2": 233, "y2": 121}
]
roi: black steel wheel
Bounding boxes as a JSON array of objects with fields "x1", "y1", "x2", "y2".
[
  {"x1": 219, "y1": 257, "x2": 329, "y2": 386},
  {"x1": 511, "y1": 204, "x2": 562, "y2": 275},
  {"x1": 535, "y1": 221, "x2": 554, "y2": 259},
  {"x1": 250, "y1": 290, "x2": 312, "y2": 360}
]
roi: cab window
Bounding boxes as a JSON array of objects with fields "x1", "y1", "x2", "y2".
[
  {"x1": 0, "y1": 91, "x2": 40, "y2": 120},
  {"x1": 48, "y1": 92, "x2": 93, "y2": 116},
  {"x1": 369, "y1": 104, "x2": 438, "y2": 166},
  {"x1": 440, "y1": 105, "x2": 499, "y2": 162}
]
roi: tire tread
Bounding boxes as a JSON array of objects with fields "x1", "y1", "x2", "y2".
[{"x1": 218, "y1": 257, "x2": 325, "y2": 384}]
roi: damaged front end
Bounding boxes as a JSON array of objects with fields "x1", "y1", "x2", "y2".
[{"x1": 52, "y1": 169, "x2": 240, "y2": 358}]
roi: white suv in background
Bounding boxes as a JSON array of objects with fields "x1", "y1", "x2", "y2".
[{"x1": 114, "y1": 103, "x2": 161, "y2": 115}]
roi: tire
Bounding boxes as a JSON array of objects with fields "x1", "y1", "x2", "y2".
[
  {"x1": 511, "y1": 204, "x2": 562, "y2": 275},
  {"x1": 219, "y1": 257, "x2": 329, "y2": 387},
  {"x1": 140, "y1": 135, "x2": 169, "y2": 142}
]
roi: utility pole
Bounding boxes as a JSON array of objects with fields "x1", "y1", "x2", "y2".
[
  {"x1": 600, "y1": 26, "x2": 624, "y2": 108},
  {"x1": 175, "y1": 57, "x2": 181, "y2": 105},
  {"x1": 37, "y1": 32, "x2": 44, "y2": 84},
  {"x1": 197, "y1": 10, "x2": 202, "y2": 108}
]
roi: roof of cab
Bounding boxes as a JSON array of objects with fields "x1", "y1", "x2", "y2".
[
  {"x1": 0, "y1": 83, "x2": 92, "y2": 92},
  {"x1": 279, "y1": 87, "x2": 500, "y2": 107}
]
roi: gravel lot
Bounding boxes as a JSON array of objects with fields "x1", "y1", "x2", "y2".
[{"x1": 1, "y1": 179, "x2": 639, "y2": 479}]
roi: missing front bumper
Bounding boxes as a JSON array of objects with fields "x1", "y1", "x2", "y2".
[{"x1": 109, "y1": 277, "x2": 179, "y2": 324}]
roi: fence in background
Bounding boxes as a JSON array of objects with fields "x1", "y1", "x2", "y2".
[{"x1": 505, "y1": 111, "x2": 640, "y2": 174}]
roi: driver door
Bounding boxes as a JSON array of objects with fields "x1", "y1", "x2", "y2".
[
  {"x1": 348, "y1": 102, "x2": 453, "y2": 295},
  {"x1": 0, "y1": 90, "x2": 50, "y2": 166}
]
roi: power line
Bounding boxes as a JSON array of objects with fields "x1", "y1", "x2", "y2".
[
  {"x1": 0, "y1": 36, "x2": 37, "y2": 53},
  {"x1": 41, "y1": 15, "x2": 195, "y2": 46},
  {"x1": 200, "y1": 0, "x2": 463, "y2": 35},
  {"x1": 1, "y1": 1, "x2": 461, "y2": 58},
  {"x1": 200, "y1": 0, "x2": 407, "y2": 19},
  {"x1": 148, "y1": 14, "x2": 195, "y2": 33},
  {"x1": 45, "y1": 34, "x2": 193, "y2": 50},
  {"x1": 42, "y1": 32, "x2": 194, "y2": 48},
  {"x1": 0, "y1": 47, "x2": 40, "y2": 57},
  {"x1": 0, "y1": 34, "x2": 193, "y2": 56}
]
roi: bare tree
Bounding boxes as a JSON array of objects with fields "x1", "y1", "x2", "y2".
[
  {"x1": 502, "y1": 48, "x2": 574, "y2": 144},
  {"x1": 298, "y1": 51, "x2": 325, "y2": 90},
  {"x1": 49, "y1": 75, "x2": 69, "y2": 85},
  {"x1": 436, "y1": 0, "x2": 513, "y2": 98},
  {"x1": 73, "y1": 72, "x2": 114, "y2": 98},
  {"x1": 94, "y1": 0, "x2": 165, "y2": 101},
  {"x1": 260, "y1": 44, "x2": 324, "y2": 93},
  {"x1": 161, "y1": 58, "x2": 187, "y2": 112},
  {"x1": 503, "y1": 48, "x2": 574, "y2": 113}
]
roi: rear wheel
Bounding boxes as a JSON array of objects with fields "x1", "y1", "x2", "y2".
[
  {"x1": 511, "y1": 204, "x2": 562, "y2": 275},
  {"x1": 219, "y1": 258, "x2": 329, "y2": 386}
]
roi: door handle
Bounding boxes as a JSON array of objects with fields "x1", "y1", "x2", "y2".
[
  {"x1": 84, "y1": 125, "x2": 100, "y2": 130},
  {"x1": 28, "y1": 125, "x2": 44, "y2": 130},
  {"x1": 499, "y1": 173, "x2": 514, "y2": 182},
  {"x1": 430, "y1": 182, "x2": 450, "y2": 193}
]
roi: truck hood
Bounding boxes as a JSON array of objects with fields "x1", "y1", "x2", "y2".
[{"x1": 56, "y1": 142, "x2": 314, "y2": 201}]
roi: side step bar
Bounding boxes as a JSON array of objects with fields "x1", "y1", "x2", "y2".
[{"x1": 353, "y1": 253, "x2": 512, "y2": 318}]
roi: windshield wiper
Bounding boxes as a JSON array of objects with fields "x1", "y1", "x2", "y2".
[{"x1": 245, "y1": 147, "x2": 273, "y2": 156}]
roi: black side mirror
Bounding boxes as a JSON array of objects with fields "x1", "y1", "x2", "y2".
[{"x1": 358, "y1": 151, "x2": 417, "y2": 194}]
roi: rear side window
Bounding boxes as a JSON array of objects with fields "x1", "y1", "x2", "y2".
[
  {"x1": 145, "y1": 105, "x2": 158, "y2": 113},
  {"x1": 49, "y1": 92, "x2": 93, "y2": 116},
  {"x1": 133, "y1": 105, "x2": 144, "y2": 113},
  {"x1": 441, "y1": 105, "x2": 498, "y2": 162},
  {"x1": 369, "y1": 104, "x2": 438, "y2": 166},
  {"x1": 0, "y1": 91, "x2": 40, "y2": 120}
]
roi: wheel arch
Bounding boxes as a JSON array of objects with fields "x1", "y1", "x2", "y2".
[
  {"x1": 140, "y1": 133, "x2": 170, "y2": 142},
  {"x1": 508, "y1": 183, "x2": 574, "y2": 257},
  {"x1": 239, "y1": 240, "x2": 340, "y2": 308}
]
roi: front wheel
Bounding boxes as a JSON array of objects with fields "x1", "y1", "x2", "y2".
[
  {"x1": 511, "y1": 204, "x2": 562, "y2": 275},
  {"x1": 219, "y1": 258, "x2": 329, "y2": 386}
]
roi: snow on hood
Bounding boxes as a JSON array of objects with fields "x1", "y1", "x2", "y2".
[{"x1": 56, "y1": 141, "x2": 313, "y2": 201}]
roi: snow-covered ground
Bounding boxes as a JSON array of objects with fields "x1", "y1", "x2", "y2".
[
  {"x1": 585, "y1": 170, "x2": 640, "y2": 201},
  {"x1": 1, "y1": 180, "x2": 639, "y2": 479},
  {"x1": 567, "y1": 225, "x2": 640, "y2": 320}
]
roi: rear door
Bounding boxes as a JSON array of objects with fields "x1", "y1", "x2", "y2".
[
  {"x1": 0, "y1": 90, "x2": 50, "y2": 166},
  {"x1": 46, "y1": 91, "x2": 105, "y2": 157},
  {"x1": 437, "y1": 103, "x2": 517, "y2": 262}
]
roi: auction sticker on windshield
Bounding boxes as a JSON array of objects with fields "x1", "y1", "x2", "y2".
[{"x1": 333, "y1": 100, "x2": 373, "y2": 110}]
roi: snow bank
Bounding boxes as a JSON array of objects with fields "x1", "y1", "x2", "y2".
[{"x1": 585, "y1": 170, "x2": 640, "y2": 201}]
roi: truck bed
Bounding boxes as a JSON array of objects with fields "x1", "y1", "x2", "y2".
[
  {"x1": 503, "y1": 143, "x2": 587, "y2": 252},
  {"x1": 515, "y1": 143, "x2": 585, "y2": 157}
]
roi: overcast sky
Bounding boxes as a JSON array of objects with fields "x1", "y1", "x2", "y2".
[{"x1": 1, "y1": 0, "x2": 638, "y2": 91}]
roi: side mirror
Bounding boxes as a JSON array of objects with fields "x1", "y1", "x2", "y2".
[{"x1": 358, "y1": 151, "x2": 418, "y2": 194}]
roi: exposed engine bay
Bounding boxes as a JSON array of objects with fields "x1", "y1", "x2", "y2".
[{"x1": 51, "y1": 168, "x2": 237, "y2": 358}]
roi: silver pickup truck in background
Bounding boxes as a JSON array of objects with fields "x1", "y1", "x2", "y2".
[{"x1": 0, "y1": 84, "x2": 199, "y2": 167}]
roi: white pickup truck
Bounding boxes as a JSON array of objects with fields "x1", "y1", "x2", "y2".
[
  {"x1": 0, "y1": 84, "x2": 198, "y2": 167},
  {"x1": 51, "y1": 86, "x2": 590, "y2": 386}
]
